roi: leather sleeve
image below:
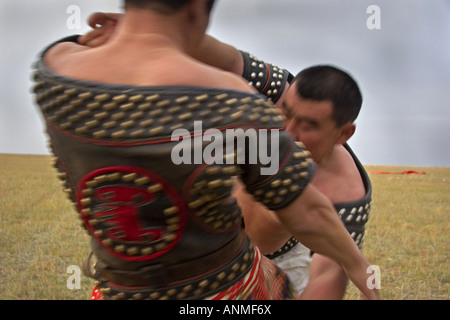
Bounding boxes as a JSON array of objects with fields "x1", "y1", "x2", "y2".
[
  {"x1": 239, "y1": 132, "x2": 316, "y2": 211},
  {"x1": 240, "y1": 50, "x2": 294, "y2": 103}
]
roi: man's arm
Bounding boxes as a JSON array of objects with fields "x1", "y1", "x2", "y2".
[
  {"x1": 190, "y1": 35, "x2": 244, "y2": 76},
  {"x1": 233, "y1": 181, "x2": 292, "y2": 255},
  {"x1": 275, "y1": 183, "x2": 378, "y2": 300}
]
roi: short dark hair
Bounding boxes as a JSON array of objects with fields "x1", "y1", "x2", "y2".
[
  {"x1": 292, "y1": 65, "x2": 363, "y2": 127},
  {"x1": 124, "y1": 0, "x2": 215, "y2": 13}
]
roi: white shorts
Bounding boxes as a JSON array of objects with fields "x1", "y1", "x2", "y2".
[{"x1": 271, "y1": 242, "x2": 312, "y2": 294}]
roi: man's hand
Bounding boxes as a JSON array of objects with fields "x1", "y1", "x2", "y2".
[{"x1": 78, "y1": 12, "x2": 121, "y2": 47}]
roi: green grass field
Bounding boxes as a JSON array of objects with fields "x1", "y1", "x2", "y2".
[{"x1": 0, "y1": 153, "x2": 448, "y2": 300}]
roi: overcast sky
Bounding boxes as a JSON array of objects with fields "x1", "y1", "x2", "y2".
[{"x1": 0, "y1": 0, "x2": 449, "y2": 167}]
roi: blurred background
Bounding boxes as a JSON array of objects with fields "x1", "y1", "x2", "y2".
[{"x1": 1, "y1": 0, "x2": 449, "y2": 167}]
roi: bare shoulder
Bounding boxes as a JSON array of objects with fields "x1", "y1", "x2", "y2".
[
  {"x1": 216, "y1": 69, "x2": 255, "y2": 93},
  {"x1": 42, "y1": 40, "x2": 258, "y2": 93},
  {"x1": 44, "y1": 41, "x2": 88, "y2": 71},
  {"x1": 337, "y1": 145, "x2": 365, "y2": 198},
  {"x1": 336, "y1": 145, "x2": 361, "y2": 174},
  {"x1": 184, "y1": 55, "x2": 256, "y2": 92}
]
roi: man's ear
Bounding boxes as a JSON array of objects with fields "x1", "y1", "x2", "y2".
[{"x1": 336, "y1": 123, "x2": 356, "y2": 144}]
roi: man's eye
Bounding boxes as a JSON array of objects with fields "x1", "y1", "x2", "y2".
[
  {"x1": 300, "y1": 122, "x2": 317, "y2": 131},
  {"x1": 299, "y1": 124, "x2": 312, "y2": 131}
]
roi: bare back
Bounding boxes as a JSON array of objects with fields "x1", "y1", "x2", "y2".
[{"x1": 44, "y1": 38, "x2": 254, "y2": 93}]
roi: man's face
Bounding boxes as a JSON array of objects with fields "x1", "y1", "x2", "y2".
[{"x1": 282, "y1": 86, "x2": 342, "y2": 163}]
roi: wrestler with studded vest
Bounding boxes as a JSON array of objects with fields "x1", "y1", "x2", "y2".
[
  {"x1": 239, "y1": 63, "x2": 373, "y2": 299},
  {"x1": 32, "y1": 0, "x2": 377, "y2": 300},
  {"x1": 80, "y1": 12, "x2": 374, "y2": 299}
]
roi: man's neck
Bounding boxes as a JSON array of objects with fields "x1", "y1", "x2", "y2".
[
  {"x1": 315, "y1": 145, "x2": 340, "y2": 170},
  {"x1": 312, "y1": 144, "x2": 365, "y2": 203},
  {"x1": 112, "y1": 9, "x2": 187, "y2": 51}
]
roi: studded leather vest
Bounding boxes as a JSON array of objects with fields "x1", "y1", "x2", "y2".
[
  {"x1": 32, "y1": 37, "x2": 315, "y2": 299},
  {"x1": 335, "y1": 143, "x2": 372, "y2": 250}
]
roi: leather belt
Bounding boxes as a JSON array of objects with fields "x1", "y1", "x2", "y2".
[
  {"x1": 265, "y1": 236, "x2": 299, "y2": 260},
  {"x1": 93, "y1": 232, "x2": 247, "y2": 288},
  {"x1": 91, "y1": 233, "x2": 256, "y2": 300}
]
